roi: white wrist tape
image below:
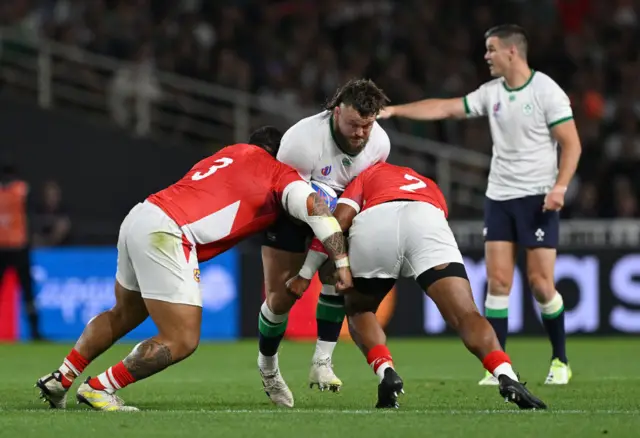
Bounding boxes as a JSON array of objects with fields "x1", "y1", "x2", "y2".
[
  {"x1": 335, "y1": 257, "x2": 350, "y2": 268},
  {"x1": 306, "y1": 215, "x2": 342, "y2": 242},
  {"x1": 299, "y1": 250, "x2": 329, "y2": 280}
]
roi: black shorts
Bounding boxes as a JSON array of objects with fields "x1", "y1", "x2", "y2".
[
  {"x1": 353, "y1": 262, "x2": 469, "y2": 298},
  {"x1": 348, "y1": 263, "x2": 469, "y2": 314},
  {"x1": 262, "y1": 213, "x2": 313, "y2": 253},
  {"x1": 483, "y1": 194, "x2": 559, "y2": 248}
]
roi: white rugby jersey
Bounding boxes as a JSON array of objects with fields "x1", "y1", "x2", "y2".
[
  {"x1": 464, "y1": 70, "x2": 573, "y2": 201},
  {"x1": 277, "y1": 110, "x2": 391, "y2": 192}
]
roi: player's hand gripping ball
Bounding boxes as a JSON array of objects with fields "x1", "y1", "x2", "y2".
[{"x1": 311, "y1": 180, "x2": 338, "y2": 212}]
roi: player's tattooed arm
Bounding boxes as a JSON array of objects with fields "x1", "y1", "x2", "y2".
[
  {"x1": 308, "y1": 193, "x2": 347, "y2": 258},
  {"x1": 332, "y1": 203, "x2": 357, "y2": 232},
  {"x1": 123, "y1": 338, "x2": 173, "y2": 381}
]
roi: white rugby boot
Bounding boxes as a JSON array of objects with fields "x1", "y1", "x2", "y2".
[
  {"x1": 35, "y1": 371, "x2": 69, "y2": 409},
  {"x1": 309, "y1": 357, "x2": 342, "y2": 392},
  {"x1": 76, "y1": 380, "x2": 139, "y2": 411},
  {"x1": 259, "y1": 368, "x2": 294, "y2": 408}
]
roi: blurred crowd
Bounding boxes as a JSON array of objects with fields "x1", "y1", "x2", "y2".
[{"x1": 2, "y1": 0, "x2": 640, "y2": 219}]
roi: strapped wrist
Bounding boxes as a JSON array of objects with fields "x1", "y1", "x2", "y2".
[{"x1": 335, "y1": 257, "x2": 350, "y2": 269}]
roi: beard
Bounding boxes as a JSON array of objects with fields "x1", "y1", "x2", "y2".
[{"x1": 333, "y1": 126, "x2": 367, "y2": 156}]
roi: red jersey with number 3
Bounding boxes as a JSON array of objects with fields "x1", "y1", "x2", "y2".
[
  {"x1": 339, "y1": 162, "x2": 448, "y2": 217},
  {"x1": 147, "y1": 144, "x2": 303, "y2": 262}
]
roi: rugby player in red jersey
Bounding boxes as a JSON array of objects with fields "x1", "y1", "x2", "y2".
[
  {"x1": 36, "y1": 126, "x2": 352, "y2": 411},
  {"x1": 287, "y1": 162, "x2": 546, "y2": 410}
]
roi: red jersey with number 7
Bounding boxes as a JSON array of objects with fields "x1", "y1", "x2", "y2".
[
  {"x1": 147, "y1": 143, "x2": 303, "y2": 262},
  {"x1": 338, "y1": 162, "x2": 448, "y2": 217}
]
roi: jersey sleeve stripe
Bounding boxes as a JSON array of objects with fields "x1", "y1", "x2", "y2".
[
  {"x1": 548, "y1": 115, "x2": 573, "y2": 128},
  {"x1": 337, "y1": 198, "x2": 361, "y2": 214},
  {"x1": 463, "y1": 96, "x2": 471, "y2": 115}
]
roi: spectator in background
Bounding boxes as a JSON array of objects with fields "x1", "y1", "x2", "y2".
[
  {"x1": 613, "y1": 177, "x2": 639, "y2": 218},
  {"x1": 565, "y1": 181, "x2": 599, "y2": 218},
  {"x1": 108, "y1": 42, "x2": 162, "y2": 137},
  {"x1": 4, "y1": 0, "x2": 640, "y2": 220},
  {"x1": 0, "y1": 163, "x2": 42, "y2": 340},
  {"x1": 32, "y1": 180, "x2": 71, "y2": 247}
]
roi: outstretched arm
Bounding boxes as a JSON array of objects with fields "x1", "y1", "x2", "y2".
[{"x1": 378, "y1": 97, "x2": 467, "y2": 120}]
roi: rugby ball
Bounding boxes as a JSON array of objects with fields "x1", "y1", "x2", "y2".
[{"x1": 311, "y1": 180, "x2": 338, "y2": 212}]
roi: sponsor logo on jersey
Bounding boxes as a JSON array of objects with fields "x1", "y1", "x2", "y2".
[
  {"x1": 341, "y1": 157, "x2": 352, "y2": 167},
  {"x1": 523, "y1": 103, "x2": 533, "y2": 116},
  {"x1": 493, "y1": 102, "x2": 501, "y2": 115},
  {"x1": 321, "y1": 165, "x2": 332, "y2": 176}
]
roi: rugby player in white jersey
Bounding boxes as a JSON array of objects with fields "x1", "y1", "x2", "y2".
[
  {"x1": 258, "y1": 79, "x2": 391, "y2": 407},
  {"x1": 378, "y1": 25, "x2": 582, "y2": 386}
]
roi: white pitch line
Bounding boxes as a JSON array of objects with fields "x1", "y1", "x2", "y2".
[{"x1": 3, "y1": 408, "x2": 639, "y2": 415}]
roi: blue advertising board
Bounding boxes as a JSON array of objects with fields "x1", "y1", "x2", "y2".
[{"x1": 19, "y1": 247, "x2": 239, "y2": 341}]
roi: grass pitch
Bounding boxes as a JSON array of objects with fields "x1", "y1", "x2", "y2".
[{"x1": 0, "y1": 338, "x2": 638, "y2": 437}]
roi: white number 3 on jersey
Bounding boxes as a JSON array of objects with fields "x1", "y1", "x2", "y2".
[
  {"x1": 399, "y1": 174, "x2": 427, "y2": 192},
  {"x1": 191, "y1": 157, "x2": 234, "y2": 180}
]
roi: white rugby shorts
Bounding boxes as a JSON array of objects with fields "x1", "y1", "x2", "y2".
[
  {"x1": 115, "y1": 201, "x2": 202, "y2": 306},
  {"x1": 348, "y1": 201, "x2": 463, "y2": 280}
]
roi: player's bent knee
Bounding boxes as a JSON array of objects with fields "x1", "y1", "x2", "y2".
[
  {"x1": 265, "y1": 292, "x2": 295, "y2": 315},
  {"x1": 166, "y1": 331, "x2": 200, "y2": 362},
  {"x1": 528, "y1": 273, "x2": 555, "y2": 302},
  {"x1": 179, "y1": 334, "x2": 200, "y2": 359},
  {"x1": 487, "y1": 280, "x2": 511, "y2": 296}
]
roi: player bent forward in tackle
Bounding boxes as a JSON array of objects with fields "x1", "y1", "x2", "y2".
[
  {"x1": 378, "y1": 24, "x2": 582, "y2": 385},
  {"x1": 287, "y1": 162, "x2": 546, "y2": 410},
  {"x1": 35, "y1": 126, "x2": 353, "y2": 411},
  {"x1": 258, "y1": 78, "x2": 391, "y2": 404}
]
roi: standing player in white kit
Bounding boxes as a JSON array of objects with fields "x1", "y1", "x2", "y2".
[
  {"x1": 258, "y1": 79, "x2": 391, "y2": 407},
  {"x1": 379, "y1": 25, "x2": 582, "y2": 385}
]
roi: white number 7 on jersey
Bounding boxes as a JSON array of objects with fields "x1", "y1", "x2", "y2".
[
  {"x1": 399, "y1": 174, "x2": 427, "y2": 192},
  {"x1": 192, "y1": 157, "x2": 234, "y2": 180}
]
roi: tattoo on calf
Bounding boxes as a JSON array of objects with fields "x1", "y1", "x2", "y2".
[{"x1": 123, "y1": 338, "x2": 173, "y2": 380}]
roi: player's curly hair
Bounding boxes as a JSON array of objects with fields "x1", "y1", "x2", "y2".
[{"x1": 324, "y1": 79, "x2": 390, "y2": 117}]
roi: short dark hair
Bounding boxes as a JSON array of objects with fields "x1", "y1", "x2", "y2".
[
  {"x1": 484, "y1": 24, "x2": 528, "y2": 57},
  {"x1": 324, "y1": 79, "x2": 390, "y2": 117},
  {"x1": 248, "y1": 126, "x2": 283, "y2": 157}
]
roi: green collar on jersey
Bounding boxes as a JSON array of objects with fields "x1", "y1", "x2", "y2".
[
  {"x1": 329, "y1": 113, "x2": 359, "y2": 157},
  {"x1": 502, "y1": 69, "x2": 536, "y2": 92}
]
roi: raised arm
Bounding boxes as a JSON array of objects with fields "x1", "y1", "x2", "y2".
[{"x1": 378, "y1": 97, "x2": 467, "y2": 120}]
